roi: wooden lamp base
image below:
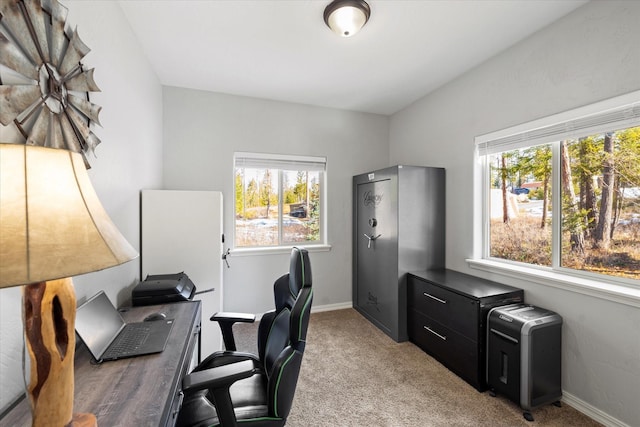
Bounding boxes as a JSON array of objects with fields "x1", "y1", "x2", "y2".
[
  {"x1": 23, "y1": 278, "x2": 97, "y2": 427},
  {"x1": 68, "y1": 413, "x2": 98, "y2": 427}
]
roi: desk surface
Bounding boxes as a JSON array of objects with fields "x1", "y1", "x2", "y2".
[{"x1": 1, "y1": 300, "x2": 201, "y2": 427}]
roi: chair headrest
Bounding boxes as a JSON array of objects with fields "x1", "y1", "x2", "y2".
[
  {"x1": 289, "y1": 247, "x2": 313, "y2": 345},
  {"x1": 289, "y1": 247, "x2": 312, "y2": 296},
  {"x1": 273, "y1": 247, "x2": 312, "y2": 312}
]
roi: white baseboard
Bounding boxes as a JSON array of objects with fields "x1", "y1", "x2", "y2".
[
  {"x1": 254, "y1": 301, "x2": 352, "y2": 320},
  {"x1": 562, "y1": 391, "x2": 630, "y2": 427},
  {"x1": 311, "y1": 301, "x2": 352, "y2": 313}
]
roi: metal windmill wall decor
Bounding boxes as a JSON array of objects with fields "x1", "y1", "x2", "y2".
[{"x1": 0, "y1": 0, "x2": 102, "y2": 168}]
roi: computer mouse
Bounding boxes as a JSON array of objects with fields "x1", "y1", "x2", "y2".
[{"x1": 144, "y1": 312, "x2": 167, "y2": 322}]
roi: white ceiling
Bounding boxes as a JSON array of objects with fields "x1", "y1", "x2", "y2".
[{"x1": 118, "y1": 0, "x2": 588, "y2": 115}]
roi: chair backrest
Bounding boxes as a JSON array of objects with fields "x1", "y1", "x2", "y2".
[
  {"x1": 176, "y1": 247, "x2": 312, "y2": 427},
  {"x1": 289, "y1": 250, "x2": 312, "y2": 350},
  {"x1": 273, "y1": 246, "x2": 312, "y2": 312},
  {"x1": 260, "y1": 247, "x2": 311, "y2": 368},
  {"x1": 264, "y1": 247, "x2": 313, "y2": 420}
]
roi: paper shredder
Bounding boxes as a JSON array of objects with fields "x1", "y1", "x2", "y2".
[{"x1": 486, "y1": 304, "x2": 562, "y2": 421}]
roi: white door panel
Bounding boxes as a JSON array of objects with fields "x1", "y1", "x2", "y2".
[{"x1": 141, "y1": 190, "x2": 223, "y2": 357}]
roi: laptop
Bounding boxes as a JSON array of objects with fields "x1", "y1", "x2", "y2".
[{"x1": 75, "y1": 291, "x2": 174, "y2": 363}]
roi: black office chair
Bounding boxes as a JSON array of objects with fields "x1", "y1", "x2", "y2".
[{"x1": 176, "y1": 247, "x2": 313, "y2": 427}]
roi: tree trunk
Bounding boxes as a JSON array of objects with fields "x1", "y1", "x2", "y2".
[
  {"x1": 305, "y1": 171, "x2": 310, "y2": 211},
  {"x1": 560, "y1": 141, "x2": 585, "y2": 253},
  {"x1": 584, "y1": 176, "x2": 596, "y2": 236},
  {"x1": 501, "y1": 155, "x2": 509, "y2": 224},
  {"x1": 579, "y1": 139, "x2": 597, "y2": 237},
  {"x1": 611, "y1": 175, "x2": 622, "y2": 239},
  {"x1": 541, "y1": 175, "x2": 549, "y2": 229},
  {"x1": 594, "y1": 133, "x2": 614, "y2": 249}
]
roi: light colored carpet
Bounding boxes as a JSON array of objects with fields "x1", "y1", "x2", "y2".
[{"x1": 233, "y1": 308, "x2": 602, "y2": 427}]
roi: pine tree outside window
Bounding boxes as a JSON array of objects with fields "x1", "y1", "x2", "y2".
[
  {"x1": 476, "y1": 92, "x2": 640, "y2": 286},
  {"x1": 234, "y1": 152, "x2": 326, "y2": 248}
]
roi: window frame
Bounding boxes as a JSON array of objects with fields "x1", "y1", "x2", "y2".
[
  {"x1": 471, "y1": 91, "x2": 640, "y2": 307},
  {"x1": 232, "y1": 152, "x2": 329, "y2": 255}
]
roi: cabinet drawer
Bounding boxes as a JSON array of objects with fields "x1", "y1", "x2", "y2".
[
  {"x1": 408, "y1": 277, "x2": 479, "y2": 340},
  {"x1": 408, "y1": 309, "x2": 478, "y2": 387}
]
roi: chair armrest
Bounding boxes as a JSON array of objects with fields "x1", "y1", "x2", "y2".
[
  {"x1": 182, "y1": 359, "x2": 255, "y2": 393},
  {"x1": 210, "y1": 312, "x2": 256, "y2": 351},
  {"x1": 182, "y1": 360, "x2": 256, "y2": 427},
  {"x1": 210, "y1": 312, "x2": 256, "y2": 323}
]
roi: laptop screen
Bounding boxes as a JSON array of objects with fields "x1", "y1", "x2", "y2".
[{"x1": 75, "y1": 291, "x2": 125, "y2": 359}]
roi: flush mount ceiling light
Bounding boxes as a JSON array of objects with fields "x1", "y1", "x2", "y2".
[{"x1": 324, "y1": 0, "x2": 371, "y2": 38}]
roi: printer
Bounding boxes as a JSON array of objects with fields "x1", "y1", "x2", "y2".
[{"x1": 132, "y1": 272, "x2": 196, "y2": 306}]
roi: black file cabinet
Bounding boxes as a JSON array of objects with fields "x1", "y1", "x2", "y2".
[
  {"x1": 408, "y1": 270, "x2": 524, "y2": 391},
  {"x1": 487, "y1": 304, "x2": 563, "y2": 421}
]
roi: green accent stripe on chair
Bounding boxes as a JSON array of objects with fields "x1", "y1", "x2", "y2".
[{"x1": 272, "y1": 351, "x2": 297, "y2": 418}]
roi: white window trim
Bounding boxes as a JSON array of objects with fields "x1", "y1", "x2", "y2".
[
  {"x1": 232, "y1": 152, "x2": 328, "y2": 250},
  {"x1": 472, "y1": 90, "x2": 640, "y2": 307},
  {"x1": 467, "y1": 258, "x2": 640, "y2": 308}
]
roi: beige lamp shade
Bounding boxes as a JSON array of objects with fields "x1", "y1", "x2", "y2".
[{"x1": 0, "y1": 143, "x2": 138, "y2": 287}]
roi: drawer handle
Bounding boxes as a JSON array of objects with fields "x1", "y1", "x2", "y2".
[
  {"x1": 424, "y1": 326, "x2": 447, "y2": 341},
  {"x1": 423, "y1": 292, "x2": 447, "y2": 304}
]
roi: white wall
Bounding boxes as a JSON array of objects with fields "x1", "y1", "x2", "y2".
[
  {"x1": 0, "y1": 1, "x2": 163, "y2": 412},
  {"x1": 162, "y1": 87, "x2": 389, "y2": 314},
  {"x1": 389, "y1": 1, "x2": 640, "y2": 426}
]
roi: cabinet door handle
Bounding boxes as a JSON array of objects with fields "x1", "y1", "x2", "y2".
[
  {"x1": 424, "y1": 326, "x2": 447, "y2": 341},
  {"x1": 363, "y1": 233, "x2": 382, "y2": 249},
  {"x1": 423, "y1": 292, "x2": 447, "y2": 304}
]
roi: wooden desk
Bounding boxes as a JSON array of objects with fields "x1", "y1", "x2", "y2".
[{"x1": 1, "y1": 300, "x2": 201, "y2": 427}]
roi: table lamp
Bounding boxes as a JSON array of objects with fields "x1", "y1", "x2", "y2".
[{"x1": 0, "y1": 143, "x2": 139, "y2": 426}]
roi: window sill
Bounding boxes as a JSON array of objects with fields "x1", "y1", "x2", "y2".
[
  {"x1": 466, "y1": 258, "x2": 640, "y2": 308},
  {"x1": 230, "y1": 244, "x2": 332, "y2": 257}
]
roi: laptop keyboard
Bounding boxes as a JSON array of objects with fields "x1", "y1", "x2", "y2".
[{"x1": 103, "y1": 323, "x2": 151, "y2": 358}]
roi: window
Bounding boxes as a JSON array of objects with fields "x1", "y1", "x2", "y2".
[
  {"x1": 233, "y1": 152, "x2": 326, "y2": 248},
  {"x1": 476, "y1": 92, "x2": 640, "y2": 284}
]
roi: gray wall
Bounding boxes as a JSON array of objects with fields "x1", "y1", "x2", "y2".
[
  {"x1": 389, "y1": 1, "x2": 640, "y2": 426},
  {"x1": 162, "y1": 87, "x2": 389, "y2": 314},
  {"x1": 0, "y1": 0, "x2": 163, "y2": 412}
]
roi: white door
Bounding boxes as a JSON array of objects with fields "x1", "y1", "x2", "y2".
[{"x1": 141, "y1": 190, "x2": 223, "y2": 357}]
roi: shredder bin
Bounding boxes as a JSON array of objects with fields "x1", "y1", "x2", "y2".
[{"x1": 487, "y1": 304, "x2": 562, "y2": 421}]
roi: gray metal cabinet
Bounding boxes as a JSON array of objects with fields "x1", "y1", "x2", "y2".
[{"x1": 352, "y1": 165, "x2": 445, "y2": 342}]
